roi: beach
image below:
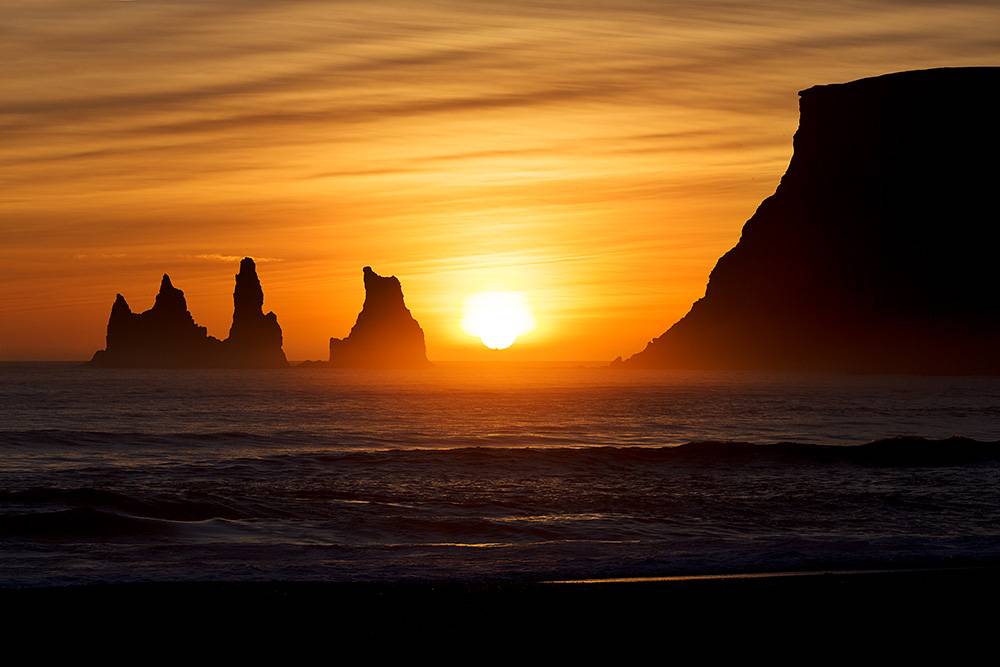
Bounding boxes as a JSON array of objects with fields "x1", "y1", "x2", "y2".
[{"x1": 4, "y1": 567, "x2": 998, "y2": 639}]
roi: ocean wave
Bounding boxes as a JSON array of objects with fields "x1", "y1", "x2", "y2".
[
  {"x1": 0, "y1": 507, "x2": 178, "y2": 539},
  {"x1": 659, "y1": 436, "x2": 1000, "y2": 466},
  {"x1": 301, "y1": 436, "x2": 1000, "y2": 467},
  {"x1": 0, "y1": 428, "x2": 601, "y2": 452},
  {"x1": 0, "y1": 429, "x2": 323, "y2": 449},
  {"x1": 0, "y1": 487, "x2": 246, "y2": 523},
  {"x1": 2, "y1": 429, "x2": 999, "y2": 466}
]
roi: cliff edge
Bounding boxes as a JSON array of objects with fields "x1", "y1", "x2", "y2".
[{"x1": 620, "y1": 67, "x2": 1000, "y2": 373}]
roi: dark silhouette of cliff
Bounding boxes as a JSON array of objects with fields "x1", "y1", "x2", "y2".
[
  {"x1": 90, "y1": 258, "x2": 287, "y2": 368},
  {"x1": 619, "y1": 67, "x2": 1000, "y2": 374},
  {"x1": 329, "y1": 267, "x2": 429, "y2": 368}
]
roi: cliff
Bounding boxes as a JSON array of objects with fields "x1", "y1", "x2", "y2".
[
  {"x1": 329, "y1": 266, "x2": 429, "y2": 368},
  {"x1": 619, "y1": 67, "x2": 1000, "y2": 373},
  {"x1": 90, "y1": 258, "x2": 287, "y2": 368}
]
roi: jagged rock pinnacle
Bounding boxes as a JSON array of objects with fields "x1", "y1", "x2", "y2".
[
  {"x1": 226, "y1": 256, "x2": 287, "y2": 368},
  {"x1": 90, "y1": 257, "x2": 287, "y2": 368},
  {"x1": 329, "y1": 266, "x2": 429, "y2": 368}
]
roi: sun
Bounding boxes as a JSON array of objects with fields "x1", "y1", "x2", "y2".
[{"x1": 462, "y1": 291, "x2": 535, "y2": 350}]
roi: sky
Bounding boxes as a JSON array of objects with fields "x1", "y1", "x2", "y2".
[{"x1": 2, "y1": 0, "x2": 999, "y2": 361}]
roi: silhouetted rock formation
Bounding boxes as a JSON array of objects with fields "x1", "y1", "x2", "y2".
[
  {"x1": 225, "y1": 258, "x2": 287, "y2": 368},
  {"x1": 329, "y1": 267, "x2": 429, "y2": 368},
  {"x1": 90, "y1": 274, "x2": 222, "y2": 368},
  {"x1": 620, "y1": 67, "x2": 1000, "y2": 373},
  {"x1": 90, "y1": 258, "x2": 287, "y2": 368}
]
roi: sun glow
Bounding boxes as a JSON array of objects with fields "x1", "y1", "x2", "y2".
[{"x1": 461, "y1": 291, "x2": 535, "y2": 350}]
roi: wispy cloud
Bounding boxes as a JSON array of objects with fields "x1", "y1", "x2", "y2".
[
  {"x1": 73, "y1": 253, "x2": 128, "y2": 261},
  {"x1": 189, "y1": 254, "x2": 283, "y2": 263}
]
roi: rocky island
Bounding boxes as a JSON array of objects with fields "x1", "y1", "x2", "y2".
[
  {"x1": 618, "y1": 67, "x2": 1000, "y2": 373},
  {"x1": 327, "y1": 266, "x2": 429, "y2": 368},
  {"x1": 90, "y1": 257, "x2": 288, "y2": 368}
]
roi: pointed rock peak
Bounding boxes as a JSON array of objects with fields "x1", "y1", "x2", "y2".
[
  {"x1": 363, "y1": 266, "x2": 397, "y2": 283},
  {"x1": 233, "y1": 256, "x2": 264, "y2": 314},
  {"x1": 153, "y1": 273, "x2": 187, "y2": 312},
  {"x1": 236, "y1": 258, "x2": 261, "y2": 287},
  {"x1": 226, "y1": 256, "x2": 287, "y2": 367},
  {"x1": 362, "y1": 266, "x2": 404, "y2": 305},
  {"x1": 110, "y1": 293, "x2": 132, "y2": 318},
  {"x1": 239, "y1": 257, "x2": 257, "y2": 275}
]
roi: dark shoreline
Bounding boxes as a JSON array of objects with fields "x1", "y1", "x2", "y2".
[{"x1": 4, "y1": 567, "x2": 999, "y2": 628}]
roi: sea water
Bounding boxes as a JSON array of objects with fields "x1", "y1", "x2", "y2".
[{"x1": 2, "y1": 362, "x2": 1000, "y2": 585}]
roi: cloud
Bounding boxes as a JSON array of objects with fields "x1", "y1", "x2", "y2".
[
  {"x1": 190, "y1": 254, "x2": 283, "y2": 263},
  {"x1": 73, "y1": 253, "x2": 128, "y2": 261}
]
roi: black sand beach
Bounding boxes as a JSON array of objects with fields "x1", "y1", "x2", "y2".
[{"x1": 4, "y1": 567, "x2": 998, "y2": 636}]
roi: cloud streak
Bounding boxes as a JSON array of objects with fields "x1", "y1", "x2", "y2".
[{"x1": 190, "y1": 254, "x2": 283, "y2": 263}]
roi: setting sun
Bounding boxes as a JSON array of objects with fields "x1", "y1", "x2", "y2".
[{"x1": 461, "y1": 292, "x2": 536, "y2": 350}]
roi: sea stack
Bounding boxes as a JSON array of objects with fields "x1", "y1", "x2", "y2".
[
  {"x1": 329, "y1": 266, "x2": 429, "y2": 368},
  {"x1": 90, "y1": 274, "x2": 222, "y2": 368},
  {"x1": 619, "y1": 67, "x2": 1000, "y2": 374},
  {"x1": 225, "y1": 258, "x2": 288, "y2": 368},
  {"x1": 90, "y1": 257, "x2": 288, "y2": 368}
]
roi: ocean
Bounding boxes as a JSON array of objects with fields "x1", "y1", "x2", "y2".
[{"x1": 2, "y1": 362, "x2": 1000, "y2": 586}]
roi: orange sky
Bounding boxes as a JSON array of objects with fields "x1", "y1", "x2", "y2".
[{"x1": 2, "y1": 1, "x2": 999, "y2": 361}]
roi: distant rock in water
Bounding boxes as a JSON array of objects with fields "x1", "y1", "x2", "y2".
[
  {"x1": 329, "y1": 266, "x2": 429, "y2": 368},
  {"x1": 90, "y1": 274, "x2": 222, "y2": 368},
  {"x1": 620, "y1": 67, "x2": 1000, "y2": 373},
  {"x1": 225, "y1": 258, "x2": 287, "y2": 368},
  {"x1": 90, "y1": 258, "x2": 287, "y2": 368}
]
